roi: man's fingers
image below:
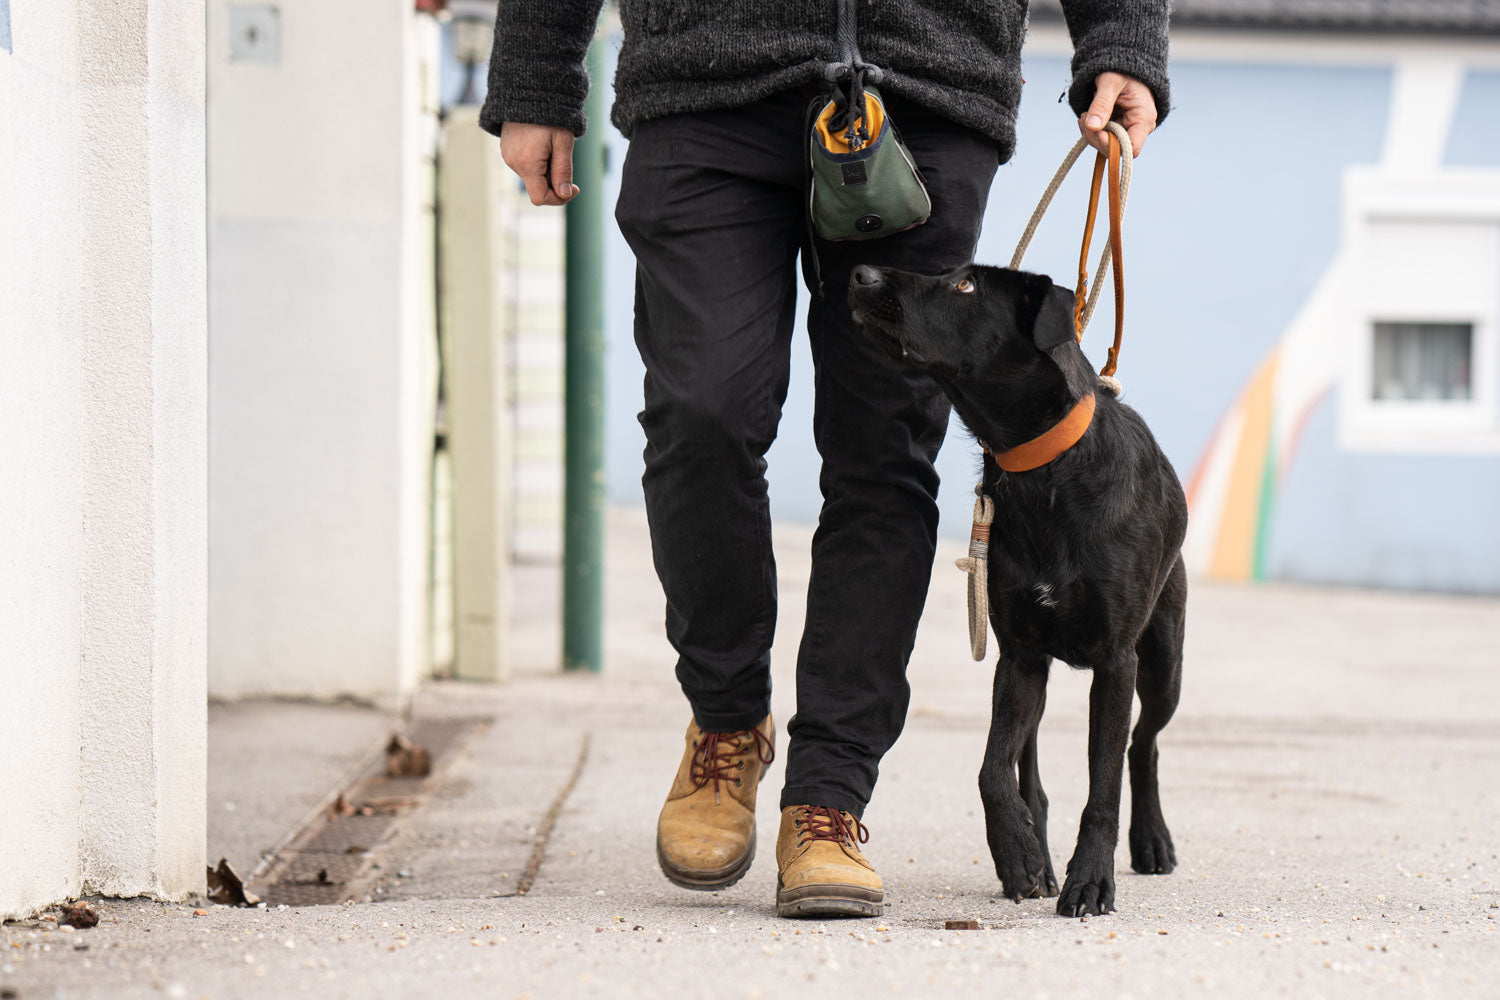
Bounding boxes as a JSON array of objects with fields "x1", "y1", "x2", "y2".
[
  {"x1": 1080, "y1": 78, "x2": 1121, "y2": 155},
  {"x1": 523, "y1": 165, "x2": 571, "y2": 206},
  {"x1": 1120, "y1": 105, "x2": 1155, "y2": 158},
  {"x1": 549, "y1": 132, "x2": 577, "y2": 202},
  {"x1": 1079, "y1": 119, "x2": 1111, "y2": 155},
  {"x1": 518, "y1": 168, "x2": 558, "y2": 207},
  {"x1": 1079, "y1": 73, "x2": 1157, "y2": 158},
  {"x1": 1123, "y1": 112, "x2": 1153, "y2": 158},
  {"x1": 1083, "y1": 75, "x2": 1125, "y2": 134},
  {"x1": 499, "y1": 122, "x2": 578, "y2": 206}
]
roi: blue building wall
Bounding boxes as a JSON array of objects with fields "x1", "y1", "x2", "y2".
[
  {"x1": 1268, "y1": 393, "x2": 1500, "y2": 592},
  {"x1": 1446, "y1": 70, "x2": 1500, "y2": 168},
  {"x1": 1260, "y1": 68, "x2": 1500, "y2": 594},
  {"x1": 1260, "y1": 67, "x2": 1500, "y2": 593}
]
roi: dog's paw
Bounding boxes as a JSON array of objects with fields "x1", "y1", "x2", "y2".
[
  {"x1": 1129, "y1": 822, "x2": 1176, "y2": 875},
  {"x1": 1056, "y1": 866, "x2": 1115, "y2": 917},
  {"x1": 987, "y1": 809, "x2": 1050, "y2": 902}
]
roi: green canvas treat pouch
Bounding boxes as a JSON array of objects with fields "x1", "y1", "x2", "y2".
[{"x1": 809, "y1": 82, "x2": 931, "y2": 241}]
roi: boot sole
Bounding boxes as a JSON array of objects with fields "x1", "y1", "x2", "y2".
[
  {"x1": 656, "y1": 831, "x2": 756, "y2": 891},
  {"x1": 776, "y1": 879, "x2": 885, "y2": 918}
]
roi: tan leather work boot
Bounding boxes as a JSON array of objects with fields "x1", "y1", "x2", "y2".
[
  {"x1": 775, "y1": 805, "x2": 885, "y2": 917},
  {"x1": 656, "y1": 715, "x2": 775, "y2": 890}
]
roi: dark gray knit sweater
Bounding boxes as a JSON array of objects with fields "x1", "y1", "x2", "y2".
[{"x1": 479, "y1": 1, "x2": 1169, "y2": 163}]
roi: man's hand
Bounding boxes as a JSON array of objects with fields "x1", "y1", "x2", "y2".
[
  {"x1": 500, "y1": 122, "x2": 579, "y2": 206},
  {"x1": 1078, "y1": 72, "x2": 1158, "y2": 158}
]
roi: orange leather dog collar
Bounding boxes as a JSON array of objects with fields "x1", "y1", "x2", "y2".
[{"x1": 988, "y1": 393, "x2": 1097, "y2": 473}]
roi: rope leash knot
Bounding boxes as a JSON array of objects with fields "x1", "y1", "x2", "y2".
[{"x1": 953, "y1": 486, "x2": 996, "y2": 662}]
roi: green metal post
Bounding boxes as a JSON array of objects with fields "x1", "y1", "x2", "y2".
[{"x1": 562, "y1": 36, "x2": 607, "y2": 673}]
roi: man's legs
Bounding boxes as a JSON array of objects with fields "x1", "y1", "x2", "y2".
[
  {"x1": 615, "y1": 93, "x2": 807, "y2": 731},
  {"x1": 616, "y1": 92, "x2": 809, "y2": 889},
  {"x1": 782, "y1": 95, "x2": 1002, "y2": 816},
  {"x1": 617, "y1": 87, "x2": 1002, "y2": 903}
]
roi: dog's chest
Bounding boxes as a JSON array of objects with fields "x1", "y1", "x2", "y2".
[{"x1": 982, "y1": 495, "x2": 1117, "y2": 660}]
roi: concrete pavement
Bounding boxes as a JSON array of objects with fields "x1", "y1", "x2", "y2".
[{"x1": 5, "y1": 508, "x2": 1499, "y2": 999}]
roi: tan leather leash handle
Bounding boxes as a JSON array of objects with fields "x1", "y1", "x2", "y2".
[
  {"x1": 1012, "y1": 121, "x2": 1133, "y2": 379},
  {"x1": 1105, "y1": 132, "x2": 1124, "y2": 377},
  {"x1": 1073, "y1": 129, "x2": 1125, "y2": 377},
  {"x1": 1073, "y1": 152, "x2": 1105, "y2": 339}
]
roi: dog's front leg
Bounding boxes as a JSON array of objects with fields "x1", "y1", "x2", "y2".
[
  {"x1": 979, "y1": 650, "x2": 1051, "y2": 902},
  {"x1": 1057, "y1": 654, "x2": 1137, "y2": 917}
]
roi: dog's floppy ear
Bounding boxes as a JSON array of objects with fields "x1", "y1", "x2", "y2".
[{"x1": 1020, "y1": 273, "x2": 1077, "y2": 352}]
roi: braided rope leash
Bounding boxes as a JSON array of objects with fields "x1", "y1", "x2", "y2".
[
  {"x1": 1009, "y1": 119, "x2": 1134, "y2": 386},
  {"x1": 958, "y1": 122, "x2": 1134, "y2": 662},
  {"x1": 952, "y1": 487, "x2": 996, "y2": 661}
]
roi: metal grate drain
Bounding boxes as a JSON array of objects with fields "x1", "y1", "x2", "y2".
[{"x1": 253, "y1": 715, "x2": 490, "y2": 906}]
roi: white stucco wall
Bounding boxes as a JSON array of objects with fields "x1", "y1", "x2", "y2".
[
  {"x1": 0, "y1": 0, "x2": 207, "y2": 918},
  {"x1": 206, "y1": 0, "x2": 437, "y2": 706},
  {"x1": 0, "y1": 0, "x2": 86, "y2": 921}
]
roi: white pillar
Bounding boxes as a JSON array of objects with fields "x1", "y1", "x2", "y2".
[
  {"x1": 206, "y1": 0, "x2": 437, "y2": 706},
  {"x1": 0, "y1": 0, "x2": 207, "y2": 917},
  {"x1": 439, "y1": 110, "x2": 513, "y2": 682}
]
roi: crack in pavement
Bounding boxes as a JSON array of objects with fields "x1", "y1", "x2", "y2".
[{"x1": 510, "y1": 730, "x2": 592, "y2": 897}]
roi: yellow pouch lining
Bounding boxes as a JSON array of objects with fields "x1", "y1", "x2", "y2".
[{"x1": 814, "y1": 91, "x2": 886, "y2": 154}]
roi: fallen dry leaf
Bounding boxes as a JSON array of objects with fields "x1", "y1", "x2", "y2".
[
  {"x1": 944, "y1": 920, "x2": 980, "y2": 931},
  {"x1": 358, "y1": 796, "x2": 418, "y2": 815},
  {"x1": 385, "y1": 734, "x2": 432, "y2": 778},
  {"x1": 60, "y1": 903, "x2": 99, "y2": 929},
  {"x1": 206, "y1": 858, "x2": 261, "y2": 907}
]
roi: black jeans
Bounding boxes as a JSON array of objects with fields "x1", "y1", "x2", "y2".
[{"x1": 616, "y1": 88, "x2": 1000, "y2": 818}]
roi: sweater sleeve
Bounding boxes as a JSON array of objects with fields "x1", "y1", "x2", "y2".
[
  {"x1": 478, "y1": 0, "x2": 605, "y2": 139},
  {"x1": 1057, "y1": 0, "x2": 1171, "y2": 126}
]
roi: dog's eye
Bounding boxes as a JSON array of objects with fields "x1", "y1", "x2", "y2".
[{"x1": 955, "y1": 277, "x2": 976, "y2": 294}]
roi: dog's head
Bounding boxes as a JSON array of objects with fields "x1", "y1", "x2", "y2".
[{"x1": 847, "y1": 263, "x2": 1094, "y2": 445}]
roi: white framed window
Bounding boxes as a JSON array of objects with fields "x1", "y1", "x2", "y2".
[
  {"x1": 1371, "y1": 321, "x2": 1473, "y2": 402},
  {"x1": 1338, "y1": 170, "x2": 1500, "y2": 453}
]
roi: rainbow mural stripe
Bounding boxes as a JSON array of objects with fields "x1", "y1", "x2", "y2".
[{"x1": 1181, "y1": 258, "x2": 1348, "y2": 583}]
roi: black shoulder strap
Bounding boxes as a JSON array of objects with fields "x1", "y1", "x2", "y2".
[
  {"x1": 835, "y1": 0, "x2": 859, "y2": 68},
  {"x1": 825, "y1": 0, "x2": 884, "y2": 144}
]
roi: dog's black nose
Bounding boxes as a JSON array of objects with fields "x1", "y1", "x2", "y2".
[{"x1": 851, "y1": 264, "x2": 884, "y2": 287}]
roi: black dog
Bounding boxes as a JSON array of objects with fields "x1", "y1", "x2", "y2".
[{"x1": 849, "y1": 262, "x2": 1187, "y2": 917}]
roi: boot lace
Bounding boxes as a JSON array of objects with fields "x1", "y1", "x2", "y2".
[
  {"x1": 691, "y1": 726, "x2": 775, "y2": 805},
  {"x1": 794, "y1": 805, "x2": 870, "y2": 848}
]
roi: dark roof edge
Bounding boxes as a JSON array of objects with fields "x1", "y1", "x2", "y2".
[{"x1": 1028, "y1": 8, "x2": 1500, "y2": 37}]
